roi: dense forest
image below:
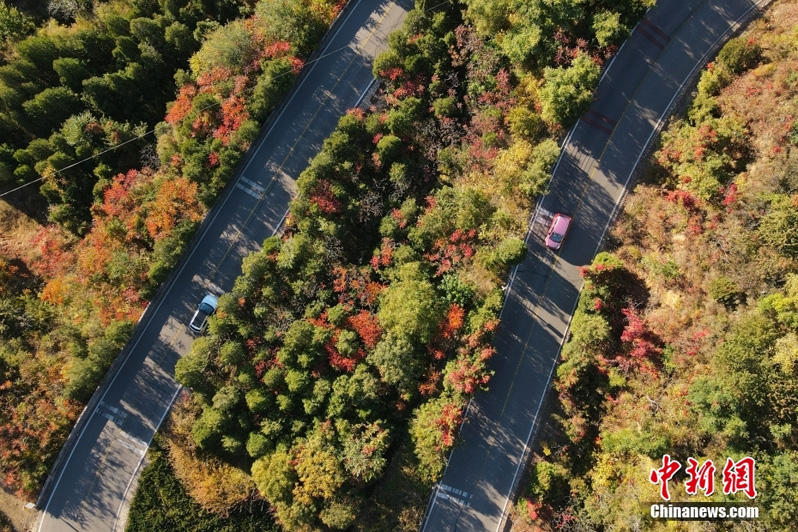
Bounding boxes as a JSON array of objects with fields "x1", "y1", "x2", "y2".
[
  {"x1": 0, "y1": 0, "x2": 340, "y2": 496},
  {"x1": 515, "y1": 2, "x2": 798, "y2": 531},
  {"x1": 141, "y1": 0, "x2": 656, "y2": 530}
]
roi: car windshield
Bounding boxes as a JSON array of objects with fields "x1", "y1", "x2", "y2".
[
  {"x1": 550, "y1": 232, "x2": 563, "y2": 243},
  {"x1": 198, "y1": 302, "x2": 215, "y2": 315}
]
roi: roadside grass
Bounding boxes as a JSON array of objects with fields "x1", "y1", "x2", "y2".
[
  {"x1": 0, "y1": 200, "x2": 46, "y2": 265},
  {"x1": 353, "y1": 432, "x2": 433, "y2": 532},
  {"x1": 130, "y1": 431, "x2": 432, "y2": 532},
  {"x1": 126, "y1": 436, "x2": 277, "y2": 532}
]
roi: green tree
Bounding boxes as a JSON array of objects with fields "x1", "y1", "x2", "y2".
[
  {"x1": 192, "y1": 407, "x2": 227, "y2": 451},
  {"x1": 527, "y1": 460, "x2": 570, "y2": 507},
  {"x1": 758, "y1": 452, "x2": 798, "y2": 529},
  {"x1": 175, "y1": 338, "x2": 214, "y2": 398},
  {"x1": 164, "y1": 21, "x2": 197, "y2": 61},
  {"x1": 690, "y1": 313, "x2": 780, "y2": 448},
  {"x1": 592, "y1": 10, "x2": 628, "y2": 48},
  {"x1": 319, "y1": 497, "x2": 359, "y2": 530},
  {"x1": 339, "y1": 421, "x2": 390, "y2": 483},
  {"x1": 293, "y1": 428, "x2": 345, "y2": 505},
  {"x1": 252, "y1": 447, "x2": 297, "y2": 506},
  {"x1": 377, "y1": 263, "x2": 441, "y2": 344},
  {"x1": 484, "y1": 236, "x2": 527, "y2": 272},
  {"x1": 22, "y1": 87, "x2": 82, "y2": 136},
  {"x1": 52, "y1": 57, "x2": 90, "y2": 92},
  {"x1": 463, "y1": 0, "x2": 511, "y2": 37},
  {"x1": 82, "y1": 74, "x2": 124, "y2": 118},
  {"x1": 759, "y1": 196, "x2": 798, "y2": 259},
  {"x1": 189, "y1": 19, "x2": 256, "y2": 76},
  {"x1": 254, "y1": 0, "x2": 328, "y2": 57},
  {"x1": 386, "y1": 96, "x2": 424, "y2": 137},
  {"x1": 63, "y1": 320, "x2": 132, "y2": 402},
  {"x1": 102, "y1": 13, "x2": 130, "y2": 37},
  {"x1": 375, "y1": 134, "x2": 402, "y2": 167},
  {"x1": 326, "y1": 365, "x2": 381, "y2": 420},
  {"x1": 410, "y1": 396, "x2": 462, "y2": 481},
  {"x1": 368, "y1": 332, "x2": 422, "y2": 395},
  {"x1": 0, "y1": 3, "x2": 34, "y2": 42},
  {"x1": 112, "y1": 36, "x2": 140, "y2": 64},
  {"x1": 716, "y1": 35, "x2": 761, "y2": 74},
  {"x1": 130, "y1": 16, "x2": 166, "y2": 51},
  {"x1": 248, "y1": 58, "x2": 294, "y2": 121},
  {"x1": 708, "y1": 275, "x2": 742, "y2": 308},
  {"x1": 16, "y1": 35, "x2": 59, "y2": 77},
  {"x1": 499, "y1": 20, "x2": 544, "y2": 66},
  {"x1": 277, "y1": 319, "x2": 328, "y2": 368},
  {"x1": 539, "y1": 52, "x2": 600, "y2": 125}
]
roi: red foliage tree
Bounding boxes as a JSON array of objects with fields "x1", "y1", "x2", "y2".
[
  {"x1": 425, "y1": 228, "x2": 477, "y2": 276},
  {"x1": 144, "y1": 177, "x2": 203, "y2": 240},
  {"x1": 616, "y1": 307, "x2": 663, "y2": 374},
  {"x1": 165, "y1": 84, "x2": 197, "y2": 125},
  {"x1": 309, "y1": 180, "x2": 342, "y2": 214},
  {"x1": 214, "y1": 95, "x2": 250, "y2": 146},
  {"x1": 435, "y1": 401, "x2": 464, "y2": 448},
  {"x1": 31, "y1": 226, "x2": 74, "y2": 279},
  {"x1": 347, "y1": 310, "x2": 382, "y2": 349}
]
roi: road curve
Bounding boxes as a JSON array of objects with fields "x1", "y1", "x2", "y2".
[
  {"x1": 419, "y1": 1, "x2": 771, "y2": 531},
  {"x1": 35, "y1": 1, "x2": 412, "y2": 531}
]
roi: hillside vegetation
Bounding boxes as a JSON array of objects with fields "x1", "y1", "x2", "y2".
[
  {"x1": 0, "y1": 0, "x2": 340, "y2": 496},
  {"x1": 515, "y1": 2, "x2": 798, "y2": 530}
]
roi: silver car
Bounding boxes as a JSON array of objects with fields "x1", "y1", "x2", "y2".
[{"x1": 189, "y1": 294, "x2": 219, "y2": 334}]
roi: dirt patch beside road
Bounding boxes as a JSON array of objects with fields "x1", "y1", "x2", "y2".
[{"x1": 0, "y1": 488, "x2": 38, "y2": 532}]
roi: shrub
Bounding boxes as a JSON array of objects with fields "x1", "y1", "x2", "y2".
[
  {"x1": 708, "y1": 275, "x2": 742, "y2": 308},
  {"x1": 484, "y1": 236, "x2": 527, "y2": 272},
  {"x1": 716, "y1": 36, "x2": 761, "y2": 74}
]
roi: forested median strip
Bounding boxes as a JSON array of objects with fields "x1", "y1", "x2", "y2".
[{"x1": 156, "y1": 0, "x2": 656, "y2": 530}]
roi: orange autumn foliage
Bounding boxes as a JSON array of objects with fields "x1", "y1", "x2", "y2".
[
  {"x1": 348, "y1": 310, "x2": 383, "y2": 349},
  {"x1": 144, "y1": 177, "x2": 203, "y2": 240}
]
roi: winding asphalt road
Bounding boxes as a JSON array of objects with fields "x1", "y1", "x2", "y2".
[
  {"x1": 35, "y1": 1, "x2": 412, "y2": 530},
  {"x1": 420, "y1": 1, "x2": 771, "y2": 531}
]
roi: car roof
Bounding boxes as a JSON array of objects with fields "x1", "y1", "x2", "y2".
[
  {"x1": 200, "y1": 294, "x2": 218, "y2": 307},
  {"x1": 552, "y1": 214, "x2": 571, "y2": 232}
]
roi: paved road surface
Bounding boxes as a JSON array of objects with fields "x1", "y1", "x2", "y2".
[
  {"x1": 420, "y1": 1, "x2": 770, "y2": 531},
  {"x1": 35, "y1": 1, "x2": 412, "y2": 530}
]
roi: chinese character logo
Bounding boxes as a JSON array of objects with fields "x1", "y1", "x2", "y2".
[
  {"x1": 685, "y1": 457, "x2": 716, "y2": 496},
  {"x1": 722, "y1": 457, "x2": 757, "y2": 499},
  {"x1": 650, "y1": 455, "x2": 757, "y2": 500},
  {"x1": 650, "y1": 454, "x2": 681, "y2": 500}
]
